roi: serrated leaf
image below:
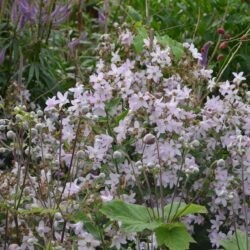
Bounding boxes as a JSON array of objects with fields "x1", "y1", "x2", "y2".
[
  {"x1": 101, "y1": 200, "x2": 161, "y2": 232},
  {"x1": 155, "y1": 222, "x2": 196, "y2": 250},
  {"x1": 157, "y1": 34, "x2": 184, "y2": 59},
  {"x1": 220, "y1": 230, "x2": 250, "y2": 250},
  {"x1": 164, "y1": 202, "x2": 207, "y2": 222}
]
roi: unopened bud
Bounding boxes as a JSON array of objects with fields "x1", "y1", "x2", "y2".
[
  {"x1": 0, "y1": 147, "x2": 6, "y2": 153},
  {"x1": 54, "y1": 212, "x2": 62, "y2": 220},
  {"x1": 82, "y1": 105, "x2": 89, "y2": 114},
  {"x1": 0, "y1": 119, "x2": 6, "y2": 125},
  {"x1": 37, "y1": 110, "x2": 43, "y2": 117},
  {"x1": 217, "y1": 27, "x2": 225, "y2": 35},
  {"x1": 31, "y1": 128, "x2": 38, "y2": 136},
  {"x1": 217, "y1": 159, "x2": 225, "y2": 168},
  {"x1": 217, "y1": 54, "x2": 224, "y2": 61},
  {"x1": 191, "y1": 140, "x2": 200, "y2": 148},
  {"x1": 143, "y1": 133, "x2": 156, "y2": 145},
  {"x1": 35, "y1": 123, "x2": 44, "y2": 131},
  {"x1": 227, "y1": 192, "x2": 234, "y2": 200},
  {"x1": 7, "y1": 130, "x2": 16, "y2": 139},
  {"x1": 113, "y1": 150, "x2": 122, "y2": 159},
  {"x1": 0, "y1": 125, "x2": 5, "y2": 131},
  {"x1": 135, "y1": 161, "x2": 142, "y2": 168},
  {"x1": 219, "y1": 41, "x2": 227, "y2": 49},
  {"x1": 76, "y1": 150, "x2": 85, "y2": 159}
]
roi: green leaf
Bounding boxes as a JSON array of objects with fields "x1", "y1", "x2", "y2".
[
  {"x1": 220, "y1": 230, "x2": 250, "y2": 250},
  {"x1": 127, "y1": 6, "x2": 142, "y2": 22},
  {"x1": 105, "y1": 98, "x2": 121, "y2": 113},
  {"x1": 157, "y1": 34, "x2": 184, "y2": 60},
  {"x1": 114, "y1": 109, "x2": 129, "y2": 126},
  {"x1": 133, "y1": 26, "x2": 148, "y2": 54},
  {"x1": 34, "y1": 64, "x2": 40, "y2": 81},
  {"x1": 155, "y1": 222, "x2": 196, "y2": 250},
  {"x1": 101, "y1": 200, "x2": 161, "y2": 232},
  {"x1": 164, "y1": 202, "x2": 207, "y2": 222},
  {"x1": 73, "y1": 211, "x2": 101, "y2": 240},
  {"x1": 28, "y1": 64, "x2": 35, "y2": 83}
]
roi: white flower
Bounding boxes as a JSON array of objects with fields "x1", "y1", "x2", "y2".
[
  {"x1": 70, "y1": 221, "x2": 84, "y2": 235},
  {"x1": 111, "y1": 50, "x2": 121, "y2": 63},
  {"x1": 189, "y1": 43, "x2": 202, "y2": 60},
  {"x1": 232, "y1": 72, "x2": 246, "y2": 84},
  {"x1": 119, "y1": 29, "x2": 133, "y2": 46},
  {"x1": 146, "y1": 65, "x2": 163, "y2": 82},
  {"x1": 100, "y1": 189, "x2": 113, "y2": 202},
  {"x1": 200, "y1": 68, "x2": 213, "y2": 79},
  {"x1": 143, "y1": 37, "x2": 157, "y2": 48},
  {"x1": 208, "y1": 77, "x2": 217, "y2": 91},
  {"x1": 184, "y1": 42, "x2": 202, "y2": 60},
  {"x1": 78, "y1": 232, "x2": 100, "y2": 250},
  {"x1": 61, "y1": 180, "x2": 82, "y2": 198},
  {"x1": 36, "y1": 220, "x2": 50, "y2": 238},
  {"x1": 57, "y1": 91, "x2": 69, "y2": 108},
  {"x1": 183, "y1": 42, "x2": 190, "y2": 48}
]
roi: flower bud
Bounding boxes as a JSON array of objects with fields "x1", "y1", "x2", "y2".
[
  {"x1": 227, "y1": 192, "x2": 234, "y2": 200},
  {"x1": 54, "y1": 212, "x2": 62, "y2": 220},
  {"x1": 24, "y1": 148, "x2": 30, "y2": 156},
  {"x1": 113, "y1": 150, "x2": 122, "y2": 159},
  {"x1": 37, "y1": 110, "x2": 43, "y2": 117},
  {"x1": 31, "y1": 128, "x2": 38, "y2": 136},
  {"x1": 217, "y1": 27, "x2": 225, "y2": 35},
  {"x1": 99, "y1": 173, "x2": 106, "y2": 178},
  {"x1": 143, "y1": 133, "x2": 156, "y2": 145},
  {"x1": 7, "y1": 130, "x2": 16, "y2": 139},
  {"x1": 0, "y1": 125, "x2": 5, "y2": 131},
  {"x1": 76, "y1": 150, "x2": 85, "y2": 159},
  {"x1": 0, "y1": 119, "x2": 6, "y2": 125},
  {"x1": 14, "y1": 106, "x2": 21, "y2": 112},
  {"x1": 15, "y1": 114, "x2": 22, "y2": 121},
  {"x1": 191, "y1": 140, "x2": 200, "y2": 148},
  {"x1": 217, "y1": 54, "x2": 224, "y2": 61},
  {"x1": 219, "y1": 41, "x2": 227, "y2": 49},
  {"x1": 135, "y1": 161, "x2": 142, "y2": 168},
  {"x1": 35, "y1": 123, "x2": 44, "y2": 131},
  {"x1": 82, "y1": 105, "x2": 89, "y2": 114},
  {"x1": 0, "y1": 147, "x2": 6, "y2": 153},
  {"x1": 217, "y1": 159, "x2": 225, "y2": 168}
]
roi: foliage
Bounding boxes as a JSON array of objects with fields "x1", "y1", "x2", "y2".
[
  {"x1": 220, "y1": 230, "x2": 250, "y2": 250},
  {"x1": 101, "y1": 199, "x2": 207, "y2": 249}
]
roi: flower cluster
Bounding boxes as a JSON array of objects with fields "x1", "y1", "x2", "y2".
[{"x1": 0, "y1": 28, "x2": 249, "y2": 249}]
